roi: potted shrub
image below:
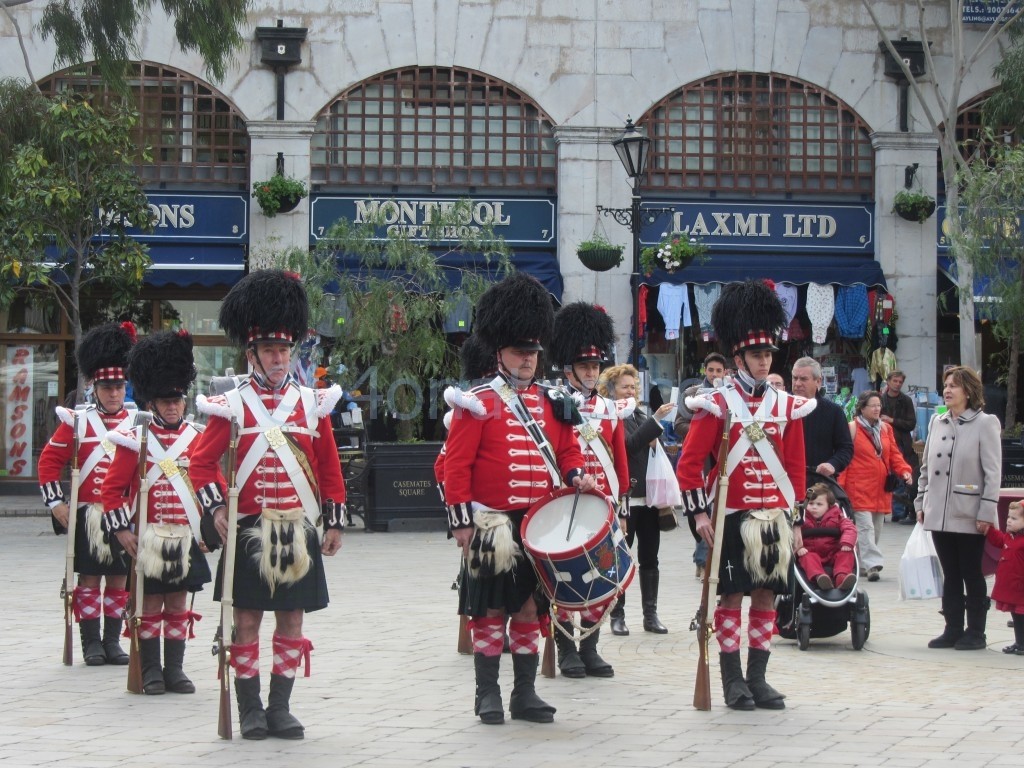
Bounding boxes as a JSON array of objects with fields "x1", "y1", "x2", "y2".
[
  {"x1": 640, "y1": 233, "x2": 708, "y2": 276},
  {"x1": 576, "y1": 233, "x2": 625, "y2": 272},
  {"x1": 252, "y1": 173, "x2": 308, "y2": 217},
  {"x1": 893, "y1": 188, "x2": 936, "y2": 222}
]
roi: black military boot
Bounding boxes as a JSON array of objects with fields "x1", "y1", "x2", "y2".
[
  {"x1": 234, "y1": 675, "x2": 268, "y2": 740},
  {"x1": 928, "y1": 591, "x2": 965, "y2": 648},
  {"x1": 80, "y1": 618, "x2": 106, "y2": 666},
  {"x1": 578, "y1": 622, "x2": 614, "y2": 677},
  {"x1": 162, "y1": 638, "x2": 194, "y2": 694},
  {"x1": 140, "y1": 637, "x2": 165, "y2": 695},
  {"x1": 745, "y1": 648, "x2": 786, "y2": 709},
  {"x1": 266, "y1": 674, "x2": 304, "y2": 739},
  {"x1": 609, "y1": 596, "x2": 629, "y2": 636},
  {"x1": 102, "y1": 617, "x2": 129, "y2": 665},
  {"x1": 509, "y1": 654, "x2": 556, "y2": 723},
  {"x1": 719, "y1": 652, "x2": 754, "y2": 710},
  {"x1": 641, "y1": 569, "x2": 668, "y2": 634},
  {"x1": 955, "y1": 597, "x2": 990, "y2": 651},
  {"x1": 553, "y1": 621, "x2": 586, "y2": 678},
  {"x1": 472, "y1": 653, "x2": 504, "y2": 725}
]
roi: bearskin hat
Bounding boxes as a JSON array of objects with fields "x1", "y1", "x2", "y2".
[
  {"x1": 711, "y1": 279, "x2": 788, "y2": 356},
  {"x1": 127, "y1": 330, "x2": 197, "y2": 405},
  {"x1": 550, "y1": 302, "x2": 615, "y2": 368},
  {"x1": 475, "y1": 272, "x2": 553, "y2": 352},
  {"x1": 219, "y1": 269, "x2": 309, "y2": 347},
  {"x1": 459, "y1": 334, "x2": 497, "y2": 381},
  {"x1": 76, "y1": 321, "x2": 137, "y2": 382}
]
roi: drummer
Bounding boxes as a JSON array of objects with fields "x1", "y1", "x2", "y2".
[
  {"x1": 443, "y1": 273, "x2": 595, "y2": 726},
  {"x1": 546, "y1": 302, "x2": 630, "y2": 679}
]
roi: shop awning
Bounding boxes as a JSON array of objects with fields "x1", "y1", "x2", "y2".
[
  {"x1": 639, "y1": 253, "x2": 887, "y2": 288},
  {"x1": 144, "y1": 244, "x2": 246, "y2": 288},
  {"x1": 938, "y1": 255, "x2": 1018, "y2": 303}
]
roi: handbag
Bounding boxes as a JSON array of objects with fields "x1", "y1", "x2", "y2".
[
  {"x1": 884, "y1": 472, "x2": 900, "y2": 493},
  {"x1": 898, "y1": 523, "x2": 943, "y2": 600},
  {"x1": 645, "y1": 440, "x2": 682, "y2": 511}
]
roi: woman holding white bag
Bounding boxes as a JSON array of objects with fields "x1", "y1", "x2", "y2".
[
  {"x1": 915, "y1": 365, "x2": 1002, "y2": 651},
  {"x1": 599, "y1": 364, "x2": 676, "y2": 635}
]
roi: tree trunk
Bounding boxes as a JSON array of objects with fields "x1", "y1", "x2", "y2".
[{"x1": 1008, "y1": 318, "x2": 1020, "y2": 430}]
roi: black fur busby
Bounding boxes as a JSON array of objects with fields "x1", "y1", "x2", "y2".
[
  {"x1": 550, "y1": 302, "x2": 615, "y2": 368},
  {"x1": 711, "y1": 280, "x2": 788, "y2": 356},
  {"x1": 127, "y1": 330, "x2": 197, "y2": 405},
  {"x1": 459, "y1": 334, "x2": 497, "y2": 381},
  {"x1": 219, "y1": 269, "x2": 309, "y2": 347},
  {"x1": 76, "y1": 321, "x2": 137, "y2": 382},
  {"x1": 475, "y1": 272, "x2": 553, "y2": 352}
]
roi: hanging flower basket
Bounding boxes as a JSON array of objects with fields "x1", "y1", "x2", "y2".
[
  {"x1": 576, "y1": 235, "x2": 625, "y2": 272},
  {"x1": 893, "y1": 189, "x2": 936, "y2": 223},
  {"x1": 640, "y1": 233, "x2": 708, "y2": 276},
  {"x1": 252, "y1": 174, "x2": 308, "y2": 217}
]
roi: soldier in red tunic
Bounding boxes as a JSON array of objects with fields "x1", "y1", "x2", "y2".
[
  {"x1": 189, "y1": 270, "x2": 346, "y2": 740},
  {"x1": 100, "y1": 330, "x2": 214, "y2": 695},
  {"x1": 547, "y1": 302, "x2": 630, "y2": 679},
  {"x1": 444, "y1": 273, "x2": 595, "y2": 725},
  {"x1": 38, "y1": 322, "x2": 137, "y2": 666},
  {"x1": 676, "y1": 280, "x2": 813, "y2": 711}
]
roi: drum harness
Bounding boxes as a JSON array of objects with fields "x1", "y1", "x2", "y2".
[{"x1": 573, "y1": 394, "x2": 619, "y2": 499}]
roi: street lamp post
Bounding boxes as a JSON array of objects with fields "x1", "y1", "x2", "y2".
[{"x1": 597, "y1": 119, "x2": 672, "y2": 369}]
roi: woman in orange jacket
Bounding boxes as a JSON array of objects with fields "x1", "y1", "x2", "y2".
[{"x1": 837, "y1": 391, "x2": 912, "y2": 581}]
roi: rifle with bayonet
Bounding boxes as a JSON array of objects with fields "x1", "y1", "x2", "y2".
[
  {"x1": 61, "y1": 411, "x2": 82, "y2": 666},
  {"x1": 126, "y1": 412, "x2": 153, "y2": 694},
  {"x1": 215, "y1": 417, "x2": 240, "y2": 740}
]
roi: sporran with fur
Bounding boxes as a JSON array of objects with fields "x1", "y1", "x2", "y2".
[
  {"x1": 739, "y1": 508, "x2": 793, "y2": 584},
  {"x1": 467, "y1": 510, "x2": 521, "y2": 578},
  {"x1": 137, "y1": 523, "x2": 191, "y2": 582},
  {"x1": 85, "y1": 504, "x2": 114, "y2": 564},
  {"x1": 240, "y1": 508, "x2": 312, "y2": 595}
]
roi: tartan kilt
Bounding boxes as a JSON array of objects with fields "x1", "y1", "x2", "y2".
[
  {"x1": 458, "y1": 510, "x2": 547, "y2": 617},
  {"x1": 73, "y1": 505, "x2": 130, "y2": 577},
  {"x1": 715, "y1": 510, "x2": 790, "y2": 596},
  {"x1": 213, "y1": 513, "x2": 329, "y2": 612},
  {"x1": 144, "y1": 538, "x2": 212, "y2": 595}
]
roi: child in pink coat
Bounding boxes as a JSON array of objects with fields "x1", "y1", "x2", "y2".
[
  {"x1": 982, "y1": 500, "x2": 1024, "y2": 655},
  {"x1": 795, "y1": 483, "x2": 858, "y2": 591}
]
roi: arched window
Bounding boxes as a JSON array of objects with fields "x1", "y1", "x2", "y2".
[
  {"x1": 642, "y1": 72, "x2": 874, "y2": 196},
  {"x1": 38, "y1": 62, "x2": 249, "y2": 186},
  {"x1": 312, "y1": 66, "x2": 557, "y2": 191}
]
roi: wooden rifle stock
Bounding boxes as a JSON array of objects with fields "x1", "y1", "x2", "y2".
[
  {"x1": 693, "y1": 409, "x2": 733, "y2": 711},
  {"x1": 217, "y1": 417, "x2": 240, "y2": 740},
  {"x1": 127, "y1": 414, "x2": 152, "y2": 694},
  {"x1": 62, "y1": 411, "x2": 82, "y2": 666}
]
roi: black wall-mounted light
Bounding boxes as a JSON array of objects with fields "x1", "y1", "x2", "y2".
[
  {"x1": 879, "y1": 37, "x2": 930, "y2": 132},
  {"x1": 255, "y1": 21, "x2": 308, "y2": 120}
]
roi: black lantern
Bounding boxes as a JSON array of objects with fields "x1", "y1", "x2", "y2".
[{"x1": 612, "y1": 119, "x2": 652, "y2": 182}]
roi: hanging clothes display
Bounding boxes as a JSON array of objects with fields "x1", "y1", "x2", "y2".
[
  {"x1": 692, "y1": 283, "x2": 720, "y2": 342},
  {"x1": 850, "y1": 366, "x2": 871, "y2": 395},
  {"x1": 774, "y1": 283, "x2": 798, "y2": 340},
  {"x1": 656, "y1": 284, "x2": 691, "y2": 340},
  {"x1": 835, "y1": 285, "x2": 869, "y2": 339},
  {"x1": 806, "y1": 283, "x2": 835, "y2": 344}
]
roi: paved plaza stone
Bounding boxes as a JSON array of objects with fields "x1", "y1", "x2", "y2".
[{"x1": 0, "y1": 508, "x2": 1021, "y2": 767}]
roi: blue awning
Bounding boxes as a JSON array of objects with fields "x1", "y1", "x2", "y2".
[
  {"x1": 640, "y1": 253, "x2": 887, "y2": 288},
  {"x1": 144, "y1": 244, "x2": 246, "y2": 288},
  {"x1": 938, "y1": 255, "x2": 1018, "y2": 303}
]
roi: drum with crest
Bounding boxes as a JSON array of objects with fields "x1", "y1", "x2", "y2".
[{"x1": 521, "y1": 488, "x2": 635, "y2": 611}]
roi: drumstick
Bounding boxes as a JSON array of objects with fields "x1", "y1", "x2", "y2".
[{"x1": 565, "y1": 488, "x2": 582, "y2": 541}]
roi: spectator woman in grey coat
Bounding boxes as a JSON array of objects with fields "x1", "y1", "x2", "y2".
[{"x1": 915, "y1": 366, "x2": 1002, "y2": 651}]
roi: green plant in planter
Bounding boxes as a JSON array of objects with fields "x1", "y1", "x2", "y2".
[
  {"x1": 640, "y1": 233, "x2": 708, "y2": 276},
  {"x1": 252, "y1": 173, "x2": 308, "y2": 217},
  {"x1": 576, "y1": 233, "x2": 624, "y2": 271},
  {"x1": 893, "y1": 188, "x2": 936, "y2": 223}
]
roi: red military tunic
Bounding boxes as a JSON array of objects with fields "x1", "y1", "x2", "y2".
[
  {"x1": 38, "y1": 405, "x2": 135, "y2": 509},
  {"x1": 189, "y1": 378, "x2": 346, "y2": 519},
  {"x1": 101, "y1": 421, "x2": 212, "y2": 528},
  {"x1": 443, "y1": 380, "x2": 585, "y2": 527},
  {"x1": 575, "y1": 390, "x2": 630, "y2": 501},
  {"x1": 676, "y1": 380, "x2": 812, "y2": 516}
]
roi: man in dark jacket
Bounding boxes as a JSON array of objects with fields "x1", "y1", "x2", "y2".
[
  {"x1": 674, "y1": 353, "x2": 727, "y2": 439},
  {"x1": 790, "y1": 357, "x2": 853, "y2": 479},
  {"x1": 879, "y1": 370, "x2": 919, "y2": 521}
]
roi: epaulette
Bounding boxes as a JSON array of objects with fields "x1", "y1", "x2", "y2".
[
  {"x1": 791, "y1": 395, "x2": 817, "y2": 420},
  {"x1": 106, "y1": 428, "x2": 141, "y2": 453},
  {"x1": 195, "y1": 393, "x2": 233, "y2": 420},
  {"x1": 614, "y1": 397, "x2": 637, "y2": 419},
  {"x1": 315, "y1": 384, "x2": 343, "y2": 418},
  {"x1": 443, "y1": 385, "x2": 487, "y2": 417},
  {"x1": 55, "y1": 406, "x2": 76, "y2": 427},
  {"x1": 684, "y1": 391, "x2": 722, "y2": 419}
]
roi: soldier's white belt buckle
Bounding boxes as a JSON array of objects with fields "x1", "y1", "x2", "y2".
[
  {"x1": 744, "y1": 422, "x2": 766, "y2": 443},
  {"x1": 158, "y1": 458, "x2": 180, "y2": 478},
  {"x1": 578, "y1": 423, "x2": 598, "y2": 442},
  {"x1": 265, "y1": 426, "x2": 287, "y2": 449}
]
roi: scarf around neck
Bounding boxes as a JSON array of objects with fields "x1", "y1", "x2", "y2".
[{"x1": 856, "y1": 414, "x2": 883, "y2": 455}]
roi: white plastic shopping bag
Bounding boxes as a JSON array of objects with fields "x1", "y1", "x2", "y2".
[
  {"x1": 645, "y1": 441, "x2": 682, "y2": 509},
  {"x1": 898, "y1": 523, "x2": 943, "y2": 600}
]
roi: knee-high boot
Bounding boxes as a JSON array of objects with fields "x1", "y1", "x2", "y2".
[
  {"x1": 928, "y1": 590, "x2": 965, "y2": 648},
  {"x1": 553, "y1": 621, "x2": 585, "y2": 678},
  {"x1": 234, "y1": 675, "x2": 268, "y2": 740},
  {"x1": 80, "y1": 618, "x2": 106, "y2": 666},
  {"x1": 718, "y1": 652, "x2": 754, "y2": 710},
  {"x1": 955, "y1": 596, "x2": 990, "y2": 651},
  {"x1": 102, "y1": 616, "x2": 129, "y2": 665},
  {"x1": 140, "y1": 637, "x2": 165, "y2": 695},
  {"x1": 162, "y1": 639, "x2": 194, "y2": 693},
  {"x1": 609, "y1": 595, "x2": 629, "y2": 636},
  {"x1": 578, "y1": 622, "x2": 614, "y2": 677},
  {"x1": 640, "y1": 569, "x2": 668, "y2": 633},
  {"x1": 472, "y1": 654, "x2": 504, "y2": 724},
  {"x1": 745, "y1": 648, "x2": 785, "y2": 709},
  {"x1": 509, "y1": 654, "x2": 556, "y2": 723},
  {"x1": 266, "y1": 674, "x2": 305, "y2": 739}
]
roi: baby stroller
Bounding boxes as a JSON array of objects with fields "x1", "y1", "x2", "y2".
[{"x1": 775, "y1": 471, "x2": 871, "y2": 651}]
